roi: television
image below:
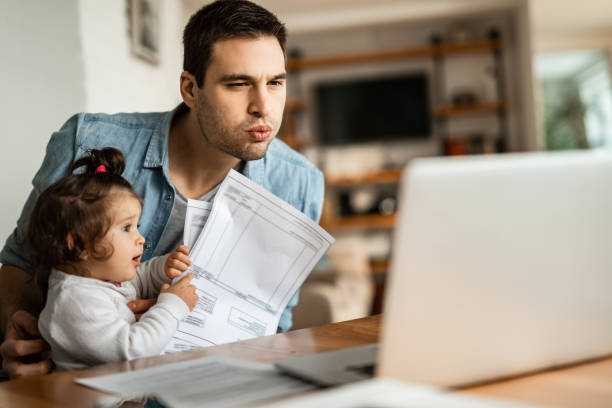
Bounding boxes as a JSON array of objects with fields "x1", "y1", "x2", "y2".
[{"x1": 315, "y1": 73, "x2": 431, "y2": 145}]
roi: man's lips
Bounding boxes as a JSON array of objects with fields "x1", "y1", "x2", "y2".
[{"x1": 247, "y1": 125, "x2": 272, "y2": 141}]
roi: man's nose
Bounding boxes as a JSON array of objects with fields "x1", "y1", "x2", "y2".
[{"x1": 248, "y1": 87, "x2": 271, "y2": 118}]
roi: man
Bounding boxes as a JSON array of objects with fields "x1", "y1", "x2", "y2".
[{"x1": 0, "y1": 0, "x2": 324, "y2": 379}]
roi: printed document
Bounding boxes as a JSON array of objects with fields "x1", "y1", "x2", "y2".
[
  {"x1": 165, "y1": 170, "x2": 334, "y2": 352},
  {"x1": 76, "y1": 355, "x2": 316, "y2": 408},
  {"x1": 182, "y1": 199, "x2": 212, "y2": 248}
]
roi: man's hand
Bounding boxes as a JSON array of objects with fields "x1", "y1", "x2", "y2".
[
  {"x1": 165, "y1": 245, "x2": 192, "y2": 280},
  {"x1": 0, "y1": 310, "x2": 52, "y2": 379},
  {"x1": 127, "y1": 298, "x2": 157, "y2": 321}
]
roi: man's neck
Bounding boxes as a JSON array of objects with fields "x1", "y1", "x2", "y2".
[{"x1": 168, "y1": 110, "x2": 241, "y2": 199}]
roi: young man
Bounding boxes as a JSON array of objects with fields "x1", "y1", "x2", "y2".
[{"x1": 0, "y1": 0, "x2": 323, "y2": 379}]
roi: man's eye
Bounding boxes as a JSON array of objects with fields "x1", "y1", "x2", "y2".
[
  {"x1": 227, "y1": 82, "x2": 248, "y2": 87},
  {"x1": 268, "y1": 80, "x2": 284, "y2": 86}
]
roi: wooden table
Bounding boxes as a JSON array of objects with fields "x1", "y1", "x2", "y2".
[{"x1": 0, "y1": 315, "x2": 610, "y2": 407}]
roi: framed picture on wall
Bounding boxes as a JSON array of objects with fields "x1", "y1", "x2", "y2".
[{"x1": 130, "y1": 0, "x2": 159, "y2": 64}]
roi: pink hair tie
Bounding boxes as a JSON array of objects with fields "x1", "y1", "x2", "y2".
[{"x1": 95, "y1": 165, "x2": 107, "y2": 174}]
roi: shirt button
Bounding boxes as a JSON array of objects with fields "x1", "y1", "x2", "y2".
[
  {"x1": 165, "y1": 194, "x2": 172, "y2": 201},
  {"x1": 144, "y1": 243, "x2": 151, "y2": 250}
]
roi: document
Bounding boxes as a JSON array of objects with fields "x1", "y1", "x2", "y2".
[
  {"x1": 165, "y1": 170, "x2": 334, "y2": 352},
  {"x1": 76, "y1": 355, "x2": 316, "y2": 408},
  {"x1": 183, "y1": 199, "x2": 212, "y2": 249}
]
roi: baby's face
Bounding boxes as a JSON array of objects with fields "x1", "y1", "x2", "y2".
[{"x1": 85, "y1": 192, "x2": 144, "y2": 283}]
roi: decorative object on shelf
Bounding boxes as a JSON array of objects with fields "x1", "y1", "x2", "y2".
[
  {"x1": 450, "y1": 87, "x2": 478, "y2": 105},
  {"x1": 446, "y1": 24, "x2": 475, "y2": 44},
  {"x1": 349, "y1": 187, "x2": 379, "y2": 215},
  {"x1": 128, "y1": 0, "x2": 159, "y2": 65},
  {"x1": 377, "y1": 197, "x2": 396, "y2": 216}
]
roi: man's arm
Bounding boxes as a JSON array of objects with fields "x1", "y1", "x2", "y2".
[
  {"x1": 0, "y1": 265, "x2": 43, "y2": 335},
  {"x1": 0, "y1": 264, "x2": 52, "y2": 378}
]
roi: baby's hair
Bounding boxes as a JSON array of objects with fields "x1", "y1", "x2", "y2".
[{"x1": 27, "y1": 147, "x2": 140, "y2": 277}]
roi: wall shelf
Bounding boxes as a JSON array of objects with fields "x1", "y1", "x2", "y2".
[
  {"x1": 325, "y1": 168, "x2": 403, "y2": 188},
  {"x1": 434, "y1": 101, "x2": 505, "y2": 118},
  {"x1": 286, "y1": 39, "x2": 502, "y2": 71},
  {"x1": 320, "y1": 213, "x2": 396, "y2": 232},
  {"x1": 370, "y1": 258, "x2": 390, "y2": 275},
  {"x1": 285, "y1": 98, "x2": 305, "y2": 112}
]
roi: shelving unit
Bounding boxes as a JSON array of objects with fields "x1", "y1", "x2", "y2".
[
  {"x1": 281, "y1": 37, "x2": 507, "y2": 154},
  {"x1": 321, "y1": 168, "x2": 402, "y2": 233},
  {"x1": 431, "y1": 31, "x2": 508, "y2": 155},
  {"x1": 282, "y1": 36, "x2": 509, "y2": 313}
]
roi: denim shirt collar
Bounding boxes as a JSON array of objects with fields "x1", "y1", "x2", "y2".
[
  {"x1": 142, "y1": 103, "x2": 266, "y2": 185},
  {"x1": 243, "y1": 157, "x2": 264, "y2": 185},
  {"x1": 143, "y1": 103, "x2": 188, "y2": 169}
]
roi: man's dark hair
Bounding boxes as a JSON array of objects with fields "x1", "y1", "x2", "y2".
[{"x1": 183, "y1": 0, "x2": 287, "y2": 87}]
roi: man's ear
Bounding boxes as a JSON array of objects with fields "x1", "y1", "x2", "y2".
[{"x1": 180, "y1": 71, "x2": 199, "y2": 109}]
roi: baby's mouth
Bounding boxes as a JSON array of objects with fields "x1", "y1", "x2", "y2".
[{"x1": 132, "y1": 254, "x2": 142, "y2": 266}]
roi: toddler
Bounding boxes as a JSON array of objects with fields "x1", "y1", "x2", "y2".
[{"x1": 28, "y1": 147, "x2": 198, "y2": 370}]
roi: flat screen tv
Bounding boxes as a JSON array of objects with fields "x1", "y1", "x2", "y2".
[{"x1": 315, "y1": 73, "x2": 431, "y2": 145}]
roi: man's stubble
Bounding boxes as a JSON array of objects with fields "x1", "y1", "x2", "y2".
[{"x1": 195, "y1": 96, "x2": 280, "y2": 162}]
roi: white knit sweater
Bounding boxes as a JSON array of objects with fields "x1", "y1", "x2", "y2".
[{"x1": 38, "y1": 256, "x2": 189, "y2": 371}]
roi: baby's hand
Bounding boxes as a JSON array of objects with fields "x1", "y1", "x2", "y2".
[
  {"x1": 165, "y1": 245, "x2": 191, "y2": 280},
  {"x1": 161, "y1": 274, "x2": 198, "y2": 311}
]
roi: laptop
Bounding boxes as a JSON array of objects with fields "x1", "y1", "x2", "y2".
[{"x1": 276, "y1": 150, "x2": 612, "y2": 387}]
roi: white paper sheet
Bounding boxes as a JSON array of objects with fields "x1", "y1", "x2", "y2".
[
  {"x1": 183, "y1": 199, "x2": 212, "y2": 249},
  {"x1": 76, "y1": 355, "x2": 316, "y2": 408},
  {"x1": 165, "y1": 170, "x2": 334, "y2": 352}
]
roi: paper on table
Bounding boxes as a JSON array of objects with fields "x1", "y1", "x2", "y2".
[
  {"x1": 76, "y1": 355, "x2": 316, "y2": 408},
  {"x1": 183, "y1": 199, "x2": 212, "y2": 249},
  {"x1": 165, "y1": 170, "x2": 334, "y2": 352}
]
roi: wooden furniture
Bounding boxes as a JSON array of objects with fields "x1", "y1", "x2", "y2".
[{"x1": 1, "y1": 315, "x2": 611, "y2": 408}]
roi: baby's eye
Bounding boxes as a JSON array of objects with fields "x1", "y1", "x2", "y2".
[{"x1": 122, "y1": 224, "x2": 131, "y2": 232}]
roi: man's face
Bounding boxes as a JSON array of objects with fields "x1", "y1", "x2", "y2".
[{"x1": 194, "y1": 36, "x2": 286, "y2": 161}]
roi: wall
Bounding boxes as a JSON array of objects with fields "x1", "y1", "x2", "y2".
[
  {"x1": 78, "y1": 0, "x2": 184, "y2": 113},
  {"x1": 0, "y1": 0, "x2": 86, "y2": 249},
  {"x1": 0, "y1": 0, "x2": 187, "y2": 251}
]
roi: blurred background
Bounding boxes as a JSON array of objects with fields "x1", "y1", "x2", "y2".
[{"x1": 1, "y1": 0, "x2": 611, "y2": 327}]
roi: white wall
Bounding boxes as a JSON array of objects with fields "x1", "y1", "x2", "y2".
[
  {"x1": 78, "y1": 0, "x2": 184, "y2": 112},
  {"x1": 0, "y1": 0, "x2": 86, "y2": 249},
  {"x1": 0, "y1": 0, "x2": 187, "y2": 251}
]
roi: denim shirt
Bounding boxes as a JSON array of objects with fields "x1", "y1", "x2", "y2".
[{"x1": 0, "y1": 104, "x2": 325, "y2": 332}]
